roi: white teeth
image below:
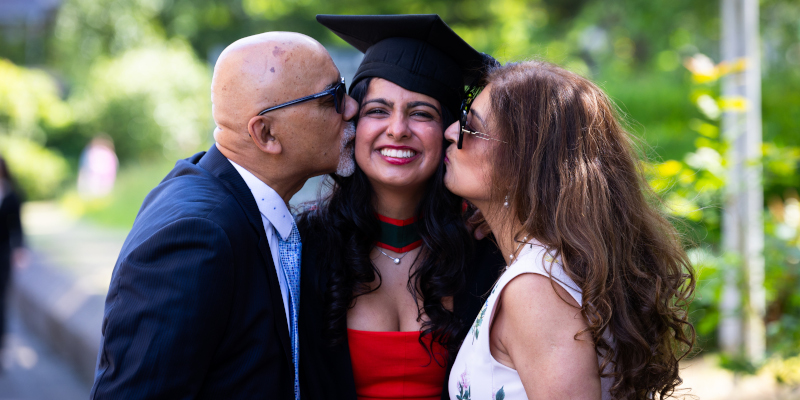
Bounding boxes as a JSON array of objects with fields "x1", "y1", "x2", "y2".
[{"x1": 380, "y1": 148, "x2": 417, "y2": 158}]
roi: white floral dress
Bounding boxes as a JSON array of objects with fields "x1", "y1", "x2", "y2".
[{"x1": 448, "y1": 240, "x2": 613, "y2": 400}]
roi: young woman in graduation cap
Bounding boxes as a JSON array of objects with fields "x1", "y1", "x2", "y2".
[
  {"x1": 297, "y1": 14, "x2": 505, "y2": 400},
  {"x1": 442, "y1": 62, "x2": 696, "y2": 399}
]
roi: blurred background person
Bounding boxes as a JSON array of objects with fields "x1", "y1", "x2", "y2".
[
  {"x1": 77, "y1": 135, "x2": 119, "y2": 199},
  {"x1": 0, "y1": 155, "x2": 24, "y2": 369}
]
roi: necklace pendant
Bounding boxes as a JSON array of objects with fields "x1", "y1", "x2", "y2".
[{"x1": 393, "y1": 258, "x2": 401, "y2": 264}]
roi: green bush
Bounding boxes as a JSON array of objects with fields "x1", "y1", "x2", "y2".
[
  {"x1": 0, "y1": 59, "x2": 72, "y2": 199},
  {"x1": 643, "y1": 57, "x2": 800, "y2": 373},
  {"x1": 0, "y1": 135, "x2": 70, "y2": 200},
  {"x1": 0, "y1": 58, "x2": 73, "y2": 140},
  {"x1": 601, "y1": 72, "x2": 700, "y2": 161},
  {"x1": 68, "y1": 41, "x2": 213, "y2": 163}
]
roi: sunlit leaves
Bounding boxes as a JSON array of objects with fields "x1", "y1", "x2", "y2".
[
  {"x1": 684, "y1": 53, "x2": 719, "y2": 83},
  {"x1": 0, "y1": 136, "x2": 70, "y2": 200},
  {"x1": 765, "y1": 354, "x2": 800, "y2": 386},
  {"x1": 718, "y1": 96, "x2": 748, "y2": 112},
  {"x1": 53, "y1": 0, "x2": 168, "y2": 77},
  {"x1": 69, "y1": 41, "x2": 212, "y2": 162},
  {"x1": 0, "y1": 59, "x2": 73, "y2": 139},
  {"x1": 689, "y1": 118, "x2": 719, "y2": 138},
  {"x1": 242, "y1": 0, "x2": 293, "y2": 20},
  {"x1": 677, "y1": 46, "x2": 800, "y2": 361},
  {"x1": 657, "y1": 160, "x2": 683, "y2": 177},
  {"x1": 763, "y1": 143, "x2": 800, "y2": 178},
  {"x1": 0, "y1": 59, "x2": 73, "y2": 199},
  {"x1": 662, "y1": 190, "x2": 702, "y2": 220},
  {"x1": 694, "y1": 94, "x2": 721, "y2": 120}
]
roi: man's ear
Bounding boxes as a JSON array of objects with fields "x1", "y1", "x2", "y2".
[{"x1": 248, "y1": 116, "x2": 282, "y2": 155}]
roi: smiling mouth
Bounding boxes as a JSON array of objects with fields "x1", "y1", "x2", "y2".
[{"x1": 379, "y1": 148, "x2": 417, "y2": 159}]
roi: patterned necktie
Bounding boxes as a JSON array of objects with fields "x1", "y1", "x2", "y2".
[{"x1": 278, "y1": 221, "x2": 301, "y2": 400}]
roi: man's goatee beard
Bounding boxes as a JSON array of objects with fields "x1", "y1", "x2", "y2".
[{"x1": 335, "y1": 122, "x2": 356, "y2": 177}]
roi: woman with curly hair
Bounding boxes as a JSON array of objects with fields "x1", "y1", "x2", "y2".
[{"x1": 444, "y1": 61, "x2": 696, "y2": 399}]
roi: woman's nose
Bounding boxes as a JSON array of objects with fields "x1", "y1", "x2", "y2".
[
  {"x1": 386, "y1": 114, "x2": 411, "y2": 139},
  {"x1": 444, "y1": 120, "x2": 459, "y2": 143}
]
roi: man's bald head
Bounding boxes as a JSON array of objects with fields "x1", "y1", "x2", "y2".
[
  {"x1": 211, "y1": 32, "x2": 335, "y2": 139},
  {"x1": 209, "y1": 31, "x2": 357, "y2": 202}
]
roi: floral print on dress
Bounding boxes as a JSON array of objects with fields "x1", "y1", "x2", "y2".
[
  {"x1": 492, "y1": 386, "x2": 505, "y2": 400},
  {"x1": 456, "y1": 368, "x2": 471, "y2": 400},
  {"x1": 471, "y1": 301, "x2": 488, "y2": 342},
  {"x1": 470, "y1": 281, "x2": 499, "y2": 342},
  {"x1": 449, "y1": 243, "x2": 592, "y2": 400}
]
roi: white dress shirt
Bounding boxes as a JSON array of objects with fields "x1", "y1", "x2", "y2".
[{"x1": 228, "y1": 159, "x2": 292, "y2": 334}]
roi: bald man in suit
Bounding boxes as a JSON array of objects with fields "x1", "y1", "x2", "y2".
[{"x1": 90, "y1": 32, "x2": 358, "y2": 399}]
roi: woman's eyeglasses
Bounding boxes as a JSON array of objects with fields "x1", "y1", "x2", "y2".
[
  {"x1": 258, "y1": 76, "x2": 347, "y2": 116},
  {"x1": 457, "y1": 87, "x2": 507, "y2": 149}
]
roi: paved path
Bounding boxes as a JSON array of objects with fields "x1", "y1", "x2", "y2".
[
  {"x1": 22, "y1": 202, "x2": 127, "y2": 294},
  {"x1": 0, "y1": 301, "x2": 89, "y2": 400},
  {"x1": 679, "y1": 356, "x2": 800, "y2": 399}
]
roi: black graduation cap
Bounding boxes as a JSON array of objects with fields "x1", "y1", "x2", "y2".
[{"x1": 317, "y1": 14, "x2": 496, "y2": 119}]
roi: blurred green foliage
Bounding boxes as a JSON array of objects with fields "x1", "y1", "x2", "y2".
[
  {"x1": 52, "y1": 0, "x2": 169, "y2": 79},
  {"x1": 0, "y1": 59, "x2": 72, "y2": 140},
  {"x1": 0, "y1": 135, "x2": 70, "y2": 200},
  {"x1": 8, "y1": 0, "x2": 797, "y2": 169},
  {"x1": 67, "y1": 42, "x2": 212, "y2": 162},
  {"x1": 645, "y1": 54, "x2": 800, "y2": 376},
  {"x1": 0, "y1": 59, "x2": 71, "y2": 199},
  {"x1": 764, "y1": 193, "x2": 800, "y2": 356}
]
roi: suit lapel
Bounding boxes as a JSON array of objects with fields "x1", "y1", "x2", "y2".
[{"x1": 196, "y1": 144, "x2": 293, "y2": 367}]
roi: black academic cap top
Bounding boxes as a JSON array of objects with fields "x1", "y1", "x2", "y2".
[{"x1": 317, "y1": 14, "x2": 496, "y2": 119}]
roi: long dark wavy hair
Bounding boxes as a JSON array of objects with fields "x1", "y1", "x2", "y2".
[
  {"x1": 484, "y1": 61, "x2": 696, "y2": 399},
  {"x1": 297, "y1": 77, "x2": 472, "y2": 359}
]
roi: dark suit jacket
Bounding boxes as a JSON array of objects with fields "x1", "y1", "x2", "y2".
[
  {"x1": 297, "y1": 222, "x2": 504, "y2": 400},
  {"x1": 91, "y1": 145, "x2": 294, "y2": 400},
  {"x1": 0, "y1": 188, "x2": 23, "y2": 340}
]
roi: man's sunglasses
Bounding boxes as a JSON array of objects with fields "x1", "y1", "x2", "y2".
[
  {"x1": 258, "y1": 76, "x2": 346, "y2": 116},
  {"x1": 457, "y1": 86, "x2": 507, "y2": 149}
]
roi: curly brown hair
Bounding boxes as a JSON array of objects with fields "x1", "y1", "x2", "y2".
[{"x1": 485, "y1": 60, "x2": 696, "y2": 399}]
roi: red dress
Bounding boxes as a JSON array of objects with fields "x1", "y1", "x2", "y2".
[{"x1": 347, "y1": 328, "x2": 448, "y2": 400}]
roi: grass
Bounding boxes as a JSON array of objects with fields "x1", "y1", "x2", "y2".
[{"x1": 61, "y1": 159, "x2": 176, "y2": 230}]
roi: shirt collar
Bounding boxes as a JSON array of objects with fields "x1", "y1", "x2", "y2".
[{"x1": 227, "y1": 159, "x2": 293, "y2": 240}]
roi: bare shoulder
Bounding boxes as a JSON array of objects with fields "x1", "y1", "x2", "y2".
[
  {"x1": 501, "y1": 272, "x2": 581, "y2": 312},
  {"x1": 498, "y1": 272, "x2": 586, "y2": 334},
  {"x1": 495, "y1": 272, "x2": 600, "y2": 399}
]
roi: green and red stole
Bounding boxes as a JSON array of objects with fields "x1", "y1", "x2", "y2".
[{"x1": 375, "y1": 213, "x2": 423, "y2": 253}]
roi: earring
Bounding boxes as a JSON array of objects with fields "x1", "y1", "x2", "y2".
[{"x1": 504, "y1": 195, "x2": 509, "y2": 208}]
